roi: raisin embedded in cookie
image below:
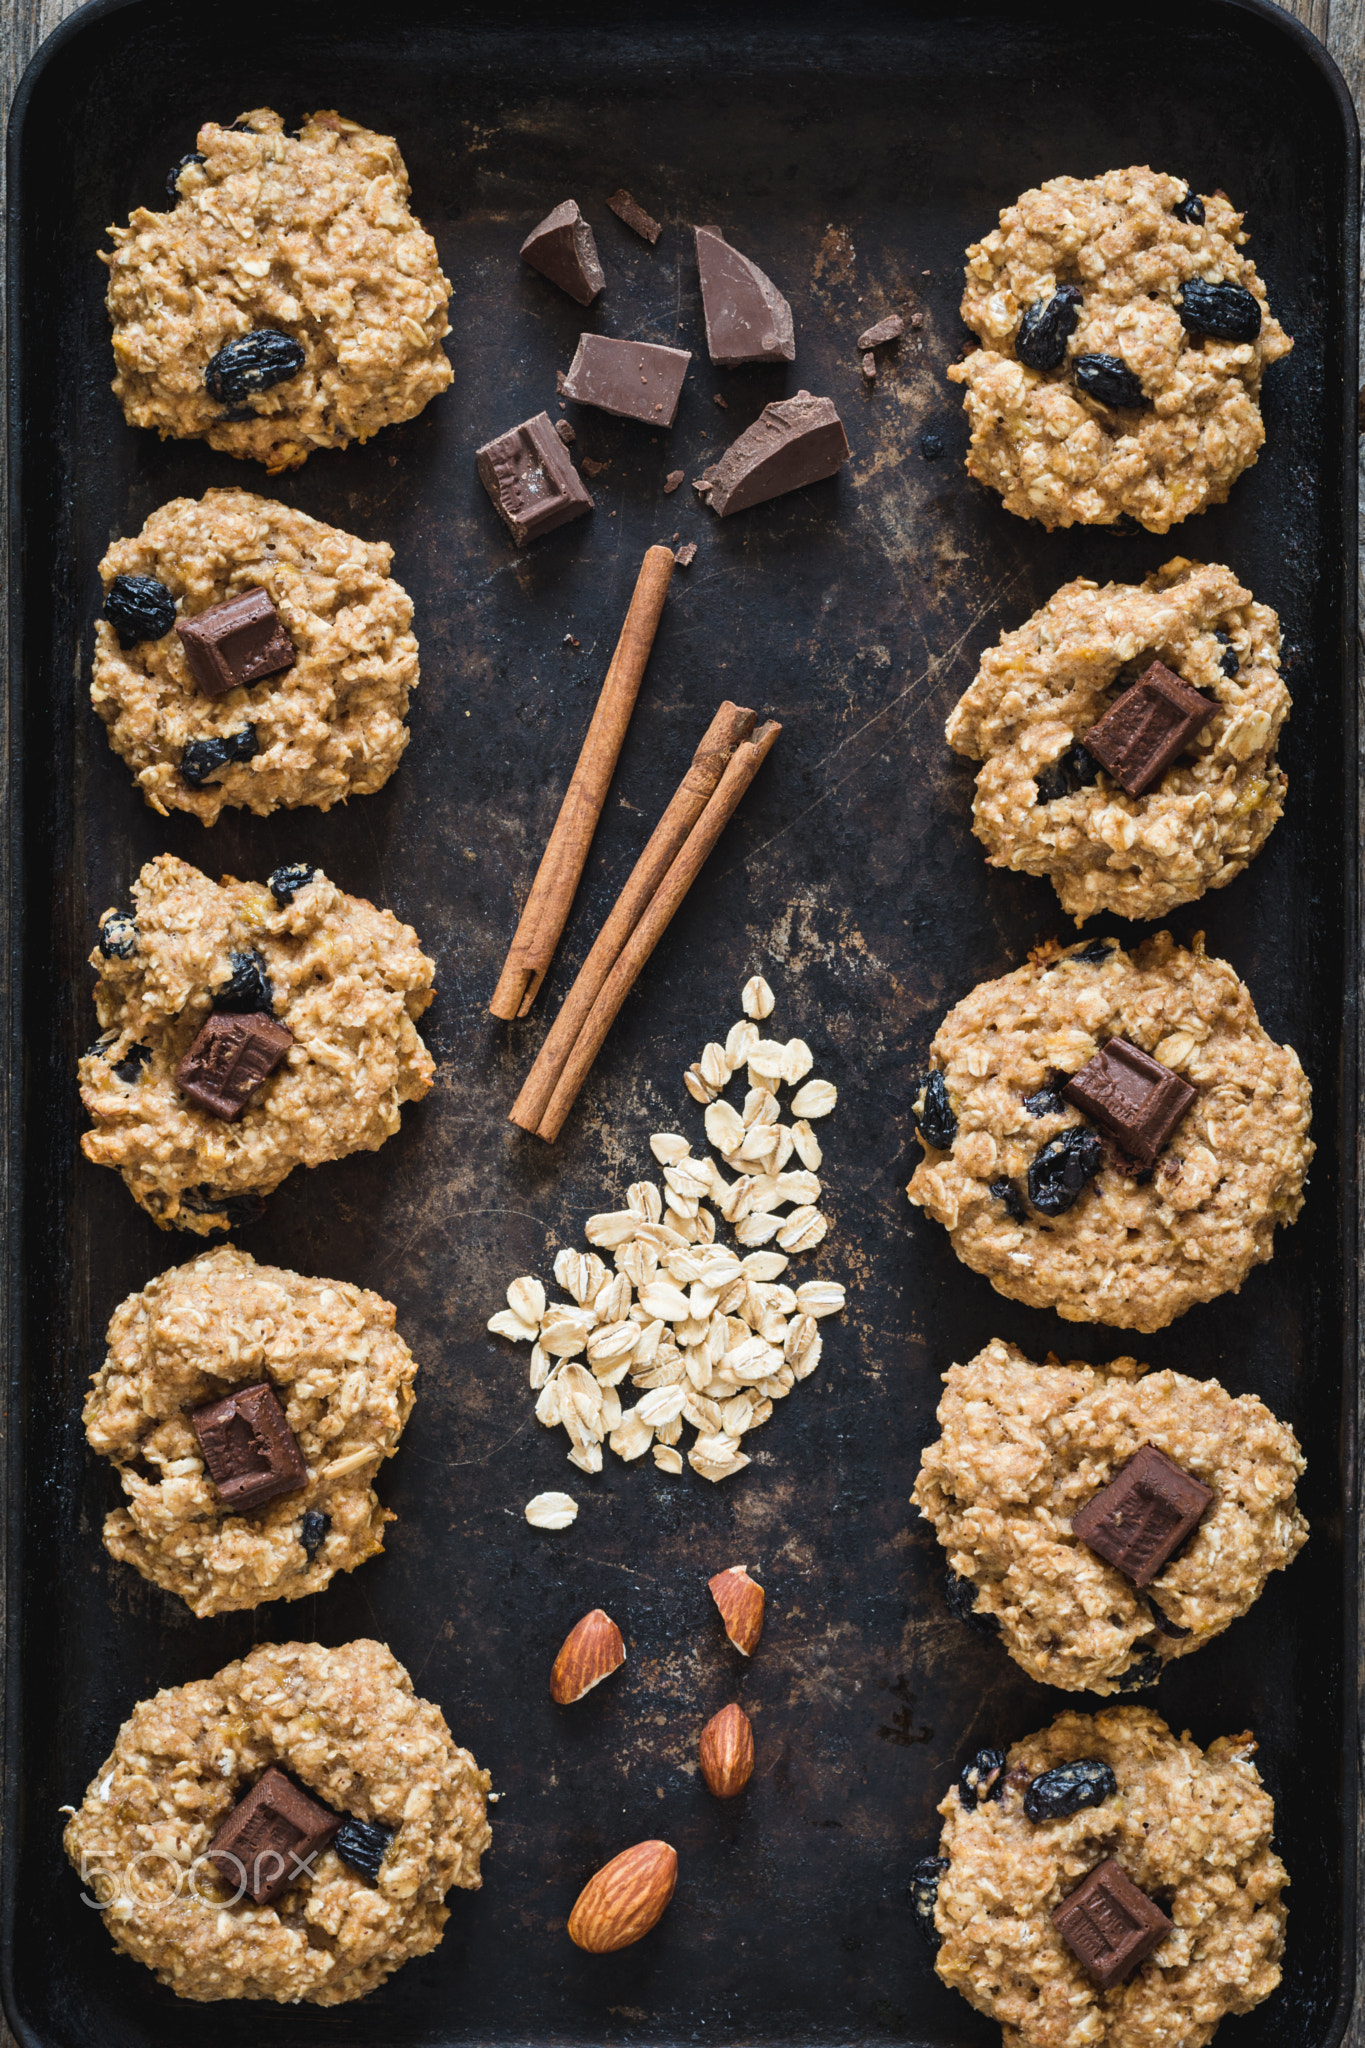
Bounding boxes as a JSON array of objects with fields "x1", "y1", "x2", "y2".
[
  {"x1": 85, "y1": 1247, "x2": 419, "y2": 1617},
  {"x1": 79, "y1": 855, "x2": 435, "y2": 1235},
  {"x1": 947, "y1": 168, "x2": 1292, "y2": 532},
  {"x1": 62, "y1": 1639, "x2": 491, "y2": 2003},
  {"x1": 947, "y1": 559, "x2": 1289, "y2": 923},
  {"x1": 92, "y1": 491, "x2": 420, "y2": 823},
  {"x1": 101, "y1": 110, "x2": 451, "y2": 470},
  {"x1": 906, "y1": 932, "x2": 1312, "y2": 1331},
  {"x1": 914, "y1": 1339, "x2": 1307, "y2": 1694},
  {"x1": 923, "y1": 1706, "x2": 1287, "y2": 2048}
]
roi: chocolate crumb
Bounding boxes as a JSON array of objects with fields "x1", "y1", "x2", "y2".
[
  {"x1": 581, "y1": 456, "x2": 610, "y2": 476},
  {"x1": 664, "y1": 469, "x2": 684, "y2": 493},
  {"x1": 862, "y1": 351, "x2": 877, "y2": 378},
  {"x1": 556, "y1": 371, "x2": 568, "y2": 394},
  {"x1": 910, "y1": 312, "x2": 924, "y2": 329},
  {"x1": 554, "y1": 418, "x2": 576, "y2": 444},
  {"x1": 606, "y1": 188, "x2": 662, "y2": 244},
  {"x1": 713, "y1": 392, "x2": 728, "y2": 408},
  {"x1": 674, "y1": 542, "x2": 698, "y2": 567},
  {"x1": 857, "y1": 313, "x2": 904, "y2": 350}
]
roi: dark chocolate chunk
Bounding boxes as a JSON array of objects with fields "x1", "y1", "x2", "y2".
[
  {"x1": 990, "y1": 1177, "x2": 1029, "y2": 1223},
  {"x1": 1015, "y1": 285, "x2": 1082, "y2": 371},
  {"x1": 190, "y1": 1380, "x2": 307, "y2": 1512},
  {"x1": 1214, "y1": 627, "x2": 1239, "y2": 676},
  {"x1": 909, "y1": 1855, "x2": 949, "y2": 1947},
  {"x1": 1027, "y1": 1127, "x2": 1102, "y2": 1215},
  {"x1": 333, "y1": 1815, "x2": 395, "y2": 1884},
  {"x1": 300, "y1": 1507, "x2": 331, "y2": 1561},
  {"x1": 917, "y1": 1069, "x2": 957, "y2": 1151},
  {"x1": 1173, "y1": 191, "x2": 1205, "y2": 225},
  {"x1": 1073, "y1": 937, "x2": 1116, "y2": 965},
  {"x1": 695, "y1": 225, "x2": 795, "y2": 365},
  {"x1": 918, "y1": 431, "x2": 944, "y2": 460},
  {"x1": 1024, "y1": 1084, "x2": 1067, "y2": 1119},
  {"x1": 103, "y1": 574, "x2": 176, "y2": 647},
  {"x1": 180, "y1": 1183, "x2": 267, "y2": 1230},
  {"x1": 958, "y1": 1746, "x2": 1006, "y2": 1810},
  {"x1": 1116, "y1": 1652, "x2": 1165, "y2": 1692},
  {"x1": 1074, "y1": 353, "x2": 1147, "y2": 408},
  {"x1": 1062, "y1": 1038, "x2": 1195, "y2": 1168},
  {"x1": 1082, "y1": 659, "x2": 1211, "y2": 797},
  {"x1": 1034, "y1": 742, "x2": 1099, "y2": 804},
  {"x1": 857, "y1": 313, "x2": 904, "y2": 351},
  {"x1": 180, "y1": 726, "x2": 260, "y2": 786},
  {"x1": 269, "y1": 863, "x2": 317, "y2": 905},
  {"x1": 177, "y1": 587, "x2": 296, "y2": 699},
  {"x1": 519, "y1": 200, "x2": 605, "y2": 306},
  {"x1": 206, "y1": 1765, "x2": 339, "y2": 1905},
  {"x1": 98, "y1": 913, "x2": 137, "y2": 960},
  {"x1": 204, "y1": 329, "x2": 305, "y2": 406},
  {"x1": 663, "y1": 469, "x2": 684, "y2": 493},
  {"x1": 673, "y1": 542, "x2": 698, "y2": 568},
  {"x1": 1071, "y1": 1442, "x2": 1214, "y2": 1588},
  {"x1": 1024, "y1": 1758, "x2": 1117, "y2": 1824},
  {"x1": 176, "y1": 1011, "x2": 293, "y2": 1121},
  {"x1": 1146, "y1": 1594, "x2": 1192, "y2": 1639},
  {"x1": 555, "y1": 419, "x2": 576, "y2": 445},
  {"x1": 606, "y1": 188, "x2": 662, "y2": 244},
  {"x1": 1177, "y1": 278, "x2": 1262, "y2": 343},
  {"x1": 168, "y1": 151, "x2": 206, "y2": 199},
  {"x1": 697, "y1": 390, "x2": 849, "y2": 516},
  {"x1": 1053, "y1": 1858, "x2": 1173, "y2": 1987},
  {"x1": 944, "y1": 1568, "x2": 1001, "y2": 1635},
  {"x1": 214, "y1": 948, "x2": 274, "y2": 1015},
  {"x1": 110, "y1": 1043, "x2": 152, "y2": 1085},
  {"x1": 476, "y1": 411, "x2": 595, "y2": 546},
  {"x1": 560, "y1": 335, "x2": 691, "y2": 427}
]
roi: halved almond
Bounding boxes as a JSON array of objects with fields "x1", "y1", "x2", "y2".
[
  {"x1": 709, "y1": 1564, "x2": 765, "y2": 1656},
  {"x1": 568, "y1": 1839, "x2": 678, "y2": 1952},
  {"x1": 550, "y1": 1608, "x2": 626, "y2": 1704}
]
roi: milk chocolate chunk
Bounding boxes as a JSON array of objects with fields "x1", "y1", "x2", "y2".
[
  {"x1": 695, "y1": 226, "x2": 795, "y2": 365},
  {"x1": 520, "y1": 200, "x2": 605, "y2": 306},
  {"x1": 206, "y1": 1766, "x2": 339, "y2": 1905},
  {"x1": 560, "y1": 334, "x2": 691, "y2": 427},
  {"x1": 1062, "y1": 1037, "x2": 1195, "y2": 1167},
  {"x1": 697, "y1": 391, "x2": 850, "y2": 516},
  {"x1": 607, "y1": 188, "x2": 662, "y2": 244},
  {"x1": 476, "y1": 412, "x2": 594, "y2": 546},
  {"x1": 176, "y1": 587, "x2": 296, "y2": 699},
  {"x1": 1082, "y1": 659, "x2": 1212, "y2": 796},
  {"x1": 191, "y1": 1379, "x2": 307, "y2": 1511},
  {"x1": 1072, "y1": 1443, "x2": 1214, "y2": 1587},
  {"x1": 857, "y1": 313, "x2": 904, "y2": 350},
  {"x1": 176, "y1": 1010, "x2": 292, "y2": 1120},
  {"x1": 1053, "y1": 1858, "x2": 1173, "y2": 1988}
]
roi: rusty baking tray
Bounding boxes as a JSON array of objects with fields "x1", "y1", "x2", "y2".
[{"x1": 4, "y1": 0, "x2": 1358, "y2": 2042}]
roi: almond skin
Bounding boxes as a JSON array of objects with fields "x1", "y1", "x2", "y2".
[
  {"x1": 551, "y1": 1609, "x2": 626, "y2": 1704},
  {"x1": 567, "y1": 1839, "x2": 678, "y2": 1952},
  {"x1": 699, "y1": 1702, "x2": 755, "y2": 1798},
  {"x1": 708, "y1": 1564, "x2": 765, "y2": 1656}
]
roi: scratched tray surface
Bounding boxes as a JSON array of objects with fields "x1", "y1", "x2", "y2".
[{"x1": 4, "y1": 1, "x2": 1356, "y2": 2044}]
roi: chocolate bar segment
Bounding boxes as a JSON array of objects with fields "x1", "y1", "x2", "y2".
[
  {"x1": 520, "y1": 200, "x2": 605, "y2": 306},
  {"x1": 1053, "y1": 1857, "x2": 1173, "y2": 1988},
  {"x1": 190, "y1": 1380, "x2": 308, "y2": 1512},
  {"x1": 695, "y1": 226, "x2": 795, "y2": 365},
  {"x1": 1071, "y1": 1443, "x2": 1214, "y2": 1588},
  {"x1": 175, "y1": 1010, "x2": 292, "y2": 1120},
  {"x1": 176, "y1": 587, "x2": 296, "y2": 699},
  {"x1": 1082, "y1": 659, "x2": 1212, "y2": 797},
  {"x1": 1062, "y1": 1037, "x2": 1194, "y2": 1167},
  {"x1": 606, "y1": 188, "x2": 662, "y2": 244},
  {"x1": 696, "y1": 391, "x2": 850, "y2": 516},
  {"x1": 560, "y1": 335, "x2": 691, "y2": 427},
  {"x1": 476, "y1": 412, "x2": 594, "y2": 547},
  {"x1": 206, "y1": 1766, "x2": 339, "y2": 1905}
]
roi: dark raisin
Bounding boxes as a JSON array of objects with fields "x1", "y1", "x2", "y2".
[
  {"x1": 1023, "y1": 1757, "x2": 1117, "y2": 1823},
  {"x1": 333, "y1": 1815, "x2": 395, "y2": 1885},
  {"x1": 1074, "y1": 937, "x2": 1116, "y2": 964},
  {"x1": 180, "y1": 726, "x2": 259, "y2": 787},
  {"x1": 204, "y1": 329, "x2": 306, "y2": 406},
  {"x1": 179, "y1": 1184, "x2": 267, "y2": 1229},
  {"x1": 268, "y1": 862, "x2": 318, "y2": 906},
  {"x1": 214, "y1": 949, "x2": 274, "y2": 1013},
  {"x1": 990, "y1": 1177, "x2": 1029, "y2": 1223},
  {"x1": 1177, "y1": 278, "x2": 1262, "y2": 344},
  {"x1": 917, "y1": 1069, "x2": 957, "y2": 1151},
  {"x1": 110, "y1": 1043, "x2": 152, "y2": 1084},
  {"x1": 909, "y1": 1855, "x2": 949, "y2": 1948},
  {"x1": 958, "y1": 1746, "x2": 1007, "y2": 1811},
  {"x1": 944, "y1": 1568, "x2": 1001, "y2": 1635},
  {"x1": 1074, "y1": 353, "x2": 1147, "y2": 409},
  {"x1": 1116, "y1": 1652, "x2": 1165, "y2": 1693},
  {"x1": 1213, "y1": 629, "x2": 1239, "y2": 677},
  {"x1": 300, "y1": 1509, "x2": 332, "y2": 1562},
  {"x1": 167, "y1": 151, "x2": 205, "y2": 199},
  {"x1": 1146, "y1": 1596, "x2": 1192, "y2": 1639},
  {"x1": 918, "y1": 432, "x2": 944, "y2": 460},
  {"x1": 1173, "y1": 192, "x2": 1205, "y2": 226},
  {"x1": 1027, "y1": 1127, "x2": 1103, "y2": 1216},
  {"x1": 98, "y1": 914, "x2": 137, "y2": 959},
  {"x1": 1034, "y1": 743, "x2": 1099, "y2": 804},
  {"x1": 1015, "y1": 285, "x2": 1083, "y2": 371},
  {"x1": 1024, "y1": 1085, "x2": 1066, "y2": 1118},
  {"x1": 103, "y1": 574, "x2": 177, "y2": 648}
]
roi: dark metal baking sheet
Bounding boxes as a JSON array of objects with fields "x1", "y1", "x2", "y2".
[{"x1": 4, "y1": 1, "x2": 1358, "y2": 2043}]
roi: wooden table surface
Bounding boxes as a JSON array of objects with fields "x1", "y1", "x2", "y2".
[{"x1": 1, "y1": 1, "x2": 1360, "y2": 2045}]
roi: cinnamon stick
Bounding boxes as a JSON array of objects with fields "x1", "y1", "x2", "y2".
[
  {"x1": 509, "y1": 701, "x2": 758, "y2": 1134},
  {"x1": 489, "y1": 543, "x2": 676, "y2": 1021},
  {"x1": 533, "y1": 719, "x2": 782, "y2": 1143}
]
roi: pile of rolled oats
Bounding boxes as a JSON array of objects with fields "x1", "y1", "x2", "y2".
[{"x1": 490, "y1": 977, "x2": 845, "y2": 1484}]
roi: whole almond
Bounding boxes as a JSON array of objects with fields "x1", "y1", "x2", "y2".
[
  {"x1": 708, "y1": 1564, "x2": 765, "y2": 1656},
  {"x1": 567, "y1": 1839, "x2": 678, "y2": 1952},
  {"x1": 550, "y1": 1609, "x2": 626, "y2": 1704},
  {"x1": 699, "y1": 1702, "x2": 755, "y2": 1798}
]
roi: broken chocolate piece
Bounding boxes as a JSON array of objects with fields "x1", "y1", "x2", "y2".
[
  {"x1": 695, "y1": 225, "x2": 795, "y2": 366},
  {"x1": 176, "y1": 587, "x2": 296, "y2": 700},
  {"x1": 519, "y1": 200, "x2": 605, "y2": 306},
  {"x1": 1062, "y1": 1038, "x2": 1195, "y2": 1168},
  {"x1": 190, "y1": 1381, "x2": 308, "y2": 1512},
  {"x1": 606, "y1": 188, "x2": 662, "y2": 244},
  {"x1": 663, "y1": 469, "x2": 684, "y2": 493},
  {"x1": 333, "y1": 1815, "x2": 395, "y2": 1883},
  {"x1": 697, "y1": 391, "x2": 850, "y2": 516},
  {"x1": 862, "y1": 351, "x2": 877, "y2": 379},
  {"x1": 560, "y1": 334, "x2": 691, "y2": 427},
  {"x1": 1071, "y1": 1443, "x2": 1214, "y2": 1588},
  {"x1": 206, "y1": 1766, "x2": 339, "y2": 1905},
  {"x1": 176, "y1": 1010, "x2": 293, "y2": 1121},
  {"x1": 1053, "y1": 1858, "x2": 1173, "y2": 1988},
  {"x1": 475, "y1": 411, "x2": 594, "y2": 547},
  {"x1": 300, "y1": 1507, "x2": 331, "y2": 1561},
  {"x1": 674, "y1": 542, "x2": 697, "y2": 568},
  {"x1": 1082, "y1": 659, "x2": 1212, "y2": 797},
  {"x1": 554, "y1": 418, "x2": 576, "y2": 445},
  {"x1": 857, "y1": 313, "x2": 904, "y2": 350}
]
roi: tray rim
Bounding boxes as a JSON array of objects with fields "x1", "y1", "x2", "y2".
[{"x1": 2, "y1": 1, "x2": 1359, "y2": 2044}]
